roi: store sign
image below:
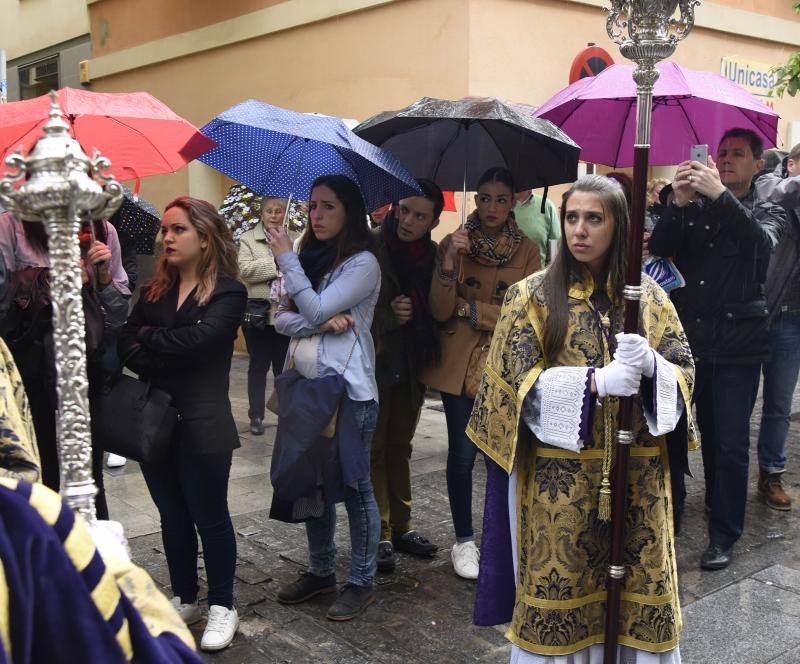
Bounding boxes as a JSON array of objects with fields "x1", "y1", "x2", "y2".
[{"x1": 720, "y1": 56, "x2": 776, "y2": 98}]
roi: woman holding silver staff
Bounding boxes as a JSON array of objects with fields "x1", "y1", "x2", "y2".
[{"x1": 468, "y1": 175, "x2": 695, "y2": 663}]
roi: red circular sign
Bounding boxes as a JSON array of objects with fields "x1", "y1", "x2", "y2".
[{"x1": 569, "y1": 46, "x2": 615, "y2": 84}]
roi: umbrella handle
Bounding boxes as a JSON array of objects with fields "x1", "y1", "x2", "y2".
[{"x1": 458, "y1": 255, "x2": 465, "y2": 284}]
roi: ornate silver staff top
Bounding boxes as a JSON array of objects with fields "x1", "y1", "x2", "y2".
[
  {"x1": 0, "y1": 92, "x2": 123, "y2": 523},
  {"x1": 606, "y1": 1, "x2": 699, "y2": 142}
]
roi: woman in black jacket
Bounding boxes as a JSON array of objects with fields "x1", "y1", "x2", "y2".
[{"x1": 119, "y1": 197, "x2": 246, "y2": 653}]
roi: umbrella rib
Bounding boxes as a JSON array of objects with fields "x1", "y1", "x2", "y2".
[
  {"x1": 676, "y1": 101, "x2": 701, "y2": 146},
  {"x1": 259, "y1": 134, "x2": 301, "y2": 195},
  {"x1": 431, "y1": 122, "x2": 464, "y2": 183},
  {"x1": 1, "y1": 120, "x2": 47, "y2": 155},
  {"x1": 613, "y1": 98, "x2": 635, "y2": 168},
  {"x1": 104, "y1": 116, "x2": 174, "y2": 172}
]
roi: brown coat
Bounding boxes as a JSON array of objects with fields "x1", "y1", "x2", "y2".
[{"x1": 420, "y1": 233, "x2": 540, "y2": 395}]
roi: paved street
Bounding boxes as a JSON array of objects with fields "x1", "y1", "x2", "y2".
[{"x1": 106, "y1": 356, "x2": 800, "y2": 663}]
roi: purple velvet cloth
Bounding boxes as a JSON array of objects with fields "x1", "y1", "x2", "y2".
[{"x1": 474, "y1": 458, "x2": 516, "y2": 626}]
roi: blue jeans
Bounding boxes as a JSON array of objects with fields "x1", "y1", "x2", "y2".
[
  {"x1": 695, "y1": 362, "x2": 761, "y2": 548},
  {"x1": 141, "y1": 449, "x2": 236, "y2": 608},
  {"x1": 306, "y1": 399, "x2": 380, "y2": 587},
  {"x1": 758, "y1": 313, "x2": 800, "y2": 473},
  {"x1": 441, "y1": 392, "x2": 485, "y2": 541}
]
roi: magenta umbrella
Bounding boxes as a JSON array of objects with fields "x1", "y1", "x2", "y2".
[{"x1": 534, "y1": 61, "x2": 779, "y2": 167}]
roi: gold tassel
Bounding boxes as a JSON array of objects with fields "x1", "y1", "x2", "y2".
[
  {"x1": 599, "y1": 477, "x2": 612, "y2": 521},
  {"x1": 598, "y1": 311, "x2": 615, "y2": 522}
]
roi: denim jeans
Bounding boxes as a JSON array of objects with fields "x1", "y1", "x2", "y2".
[
  {"x1": 306, "y1": 399, "x2": 380, "y2": 587},
  {"x1": 695, "y1": 362, "x2": 761, "y2": 548},
  {"x1": 141, "y1": 449, "x2": 236, "y2": 608},
  {"x1": 441, "y1": 392, "x2": 485, "y2": 541},
  {"x1": 758, "y1": 313, "x2": 800, "y2": 473}
]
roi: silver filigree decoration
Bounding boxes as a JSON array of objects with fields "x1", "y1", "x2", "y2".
[{"x1": 0, "y1": 91, "x2": 123, "y2": 523}]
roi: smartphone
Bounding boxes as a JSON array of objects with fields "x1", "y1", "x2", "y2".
[{"x1": 690, "y1": 144, "x2": 708, "y2": 165}]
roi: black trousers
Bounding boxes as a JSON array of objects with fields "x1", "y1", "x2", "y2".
[
  {"x1": 243, "y1": 323, "x2": 290, "y2": 420},
  {"x1": 694, "y1": 362, "x2": 761, "y2": 548}
]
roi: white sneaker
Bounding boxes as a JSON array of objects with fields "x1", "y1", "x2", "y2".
[
  {"x1": 200, "y1": 605, "x2": 239, "y2": 651},
  {"x1": 451, "y1": 540, "x2": 480, "y2": 580},
  {"x1": 106, "y1": 453, "x2": 127, "y2": 468},
  {"x1": 169, "y1": 596, "x2": 202, "y2": 625}
]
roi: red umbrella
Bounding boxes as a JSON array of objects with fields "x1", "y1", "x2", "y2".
[{"x1": 0, "y1": 87, "x2": 214, "y2": 179}]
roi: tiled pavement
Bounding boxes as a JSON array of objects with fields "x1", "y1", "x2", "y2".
[{"x1": 106, "y1": 356, "x2": 800, "y2": 663}]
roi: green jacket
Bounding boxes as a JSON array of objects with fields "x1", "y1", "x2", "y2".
[{"x1": 371, "y1": 230, "x2": 436, "y2": 405}]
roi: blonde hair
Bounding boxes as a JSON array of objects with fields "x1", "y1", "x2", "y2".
[
  {"x1": 146, "y1": 197, "x2": 239, "y2": 306},
  {"x1": 647, "y1": 178, "x2": 670, "y2": 205}
]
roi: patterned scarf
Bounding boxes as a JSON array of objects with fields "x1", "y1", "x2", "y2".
[
  {"x1": 382, "y1": 210, "x2": 439, "y2": 367},
  {"x1": 465, "y1": 210, "x2": 523, "y2": 266}
]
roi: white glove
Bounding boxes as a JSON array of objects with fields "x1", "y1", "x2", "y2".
[
  {"x1": 88, "y1": 519, "x2": 131, "y2": 563},
  {"x1": 594, "y1": 359, "x2": 643, "y2": 397},
  {"x1": 614, "y1": 333, "x2": 655, "y2": 378}
]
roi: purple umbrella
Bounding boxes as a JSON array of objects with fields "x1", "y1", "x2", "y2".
[{"x1": 534, "y1": 61, "x2": 779, "y2": 167}]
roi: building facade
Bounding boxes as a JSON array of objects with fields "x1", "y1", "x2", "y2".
[
  {"x1": 3, "y1": 0, "x2": 800, "y2": 219},
  {"x1": 0, "y1": 0, "x2": 91, "y2": 101}
]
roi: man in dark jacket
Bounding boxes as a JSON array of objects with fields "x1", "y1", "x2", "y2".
[
  {"x1": 649, "y1": 128, "x2": 787, "y2": 571},
  {"x1": 754, "y1": 143, "x2": 800, "y2": 512},
  {"x1": 371, "y1": 179, "x2": 443, "y2": 572}
]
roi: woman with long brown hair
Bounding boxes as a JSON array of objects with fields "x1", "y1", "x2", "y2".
[
  {"x1": 468, "y1": 175, "x2": 695, "y2": 663},
  {"x1": 421, "y1": 166, "x2": 540, "y2": 580},
  {"x1": 269, "y1": 174, "x2": 382, "y2": 622},
  {"x1": 119, "y1": 196, "x2": 246, "y2": 652}
]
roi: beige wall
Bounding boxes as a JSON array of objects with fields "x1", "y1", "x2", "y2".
[
  {"x1": 87, "y1": 0, "x2": 800, "y2": 224},
  {"x1": 89, "y1": 0, "x2": 288, "y2": 57},
  {"x1": 90, "y1": 0, "x2": 470, "y2": 213},
  {"x1": 0, "y1": 0, "x2": 89, "y2": 59},
  {"x1": 468, "y1": 0, "x2": 800, "y2": 146}
]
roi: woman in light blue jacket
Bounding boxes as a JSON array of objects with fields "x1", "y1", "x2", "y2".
[{"x1": 268, "y1": 174, "x2": 381, "y2": 622}]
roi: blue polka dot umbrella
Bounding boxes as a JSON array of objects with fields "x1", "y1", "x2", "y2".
[{"x1": 199, "y1": 100, "x2": 421, "y2": 211}]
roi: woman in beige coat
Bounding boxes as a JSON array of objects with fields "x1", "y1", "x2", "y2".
[
  {"x1": 420, "y1": 167, "x2": 540, "y2": 579},
  {"x1": 237, "y1": 197, "x2": 291, "y2": 435}
]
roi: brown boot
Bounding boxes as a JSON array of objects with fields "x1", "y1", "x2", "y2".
[{"x1": 758, "y1": 468, "x2": 792, "y2": 511}]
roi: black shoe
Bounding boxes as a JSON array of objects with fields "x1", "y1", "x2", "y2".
[
  {"x1": 700, "y1": 543, "x2": 733, "y2": 570},
  {"x1": 377, "y1": 540, "x2": 397, "y2": 573},
  {"x1": 326, "y1": 583, "x2": 375, "y2": 621},
  {"x1": 277, "y1": 571, "x2": 336, "y2": 604},
  {"x1": 393, "y1": 530, "x2": 438, "y2": 557},
  {"x1": 250, "y1": 418, "x2": 265, "y2": 435}
]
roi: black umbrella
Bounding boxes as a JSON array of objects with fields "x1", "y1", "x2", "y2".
[
  {"x1": 354, "y1": 96, "x2": 580, "y2": 200},
  {"x1": 107, "y1": 186, "x2": 161, "y2": 255}
]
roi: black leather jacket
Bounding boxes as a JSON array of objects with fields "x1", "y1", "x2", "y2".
[{"x1": 649, "y1": 186, "x2": 786, "y2": 365}]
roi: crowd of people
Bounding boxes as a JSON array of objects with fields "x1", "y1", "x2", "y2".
[{"x1": 0, "y1": 127, "x2": 797, "y2": 662}]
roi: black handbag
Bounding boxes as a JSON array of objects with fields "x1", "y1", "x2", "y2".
[
  {"x1": 91, "y1": 372, "x2": 179, "y2": 465},
  {"x1": 243, "y1": 298, "x2": 270, "y2": 330}
]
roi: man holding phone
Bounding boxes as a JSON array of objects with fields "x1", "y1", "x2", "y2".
[{"x1": 649, "y1": 128, "x2": 787, "y2": 571}]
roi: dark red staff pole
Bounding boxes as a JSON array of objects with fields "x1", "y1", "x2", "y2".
[{"x1": 603, "y1": 3, "x2": 699, "y2": 662}]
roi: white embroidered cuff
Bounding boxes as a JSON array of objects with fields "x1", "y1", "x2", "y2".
[
  {"x1": 643, "y1": 350, "x2": 684, "y2": 436},
  {"x1": 522, "y1": 367, "x2": 590, "y2": 453}
]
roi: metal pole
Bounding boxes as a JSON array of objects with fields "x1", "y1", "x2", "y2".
[
  {"x1": 0, "y1": 49, "x2": 7, "y2": 103},
  {"x1": 603, "y1": 3, "x2": 697, "y2": 662},
  {"x1": 0, "y1": 92, "x2": 122, "y2": 523}
]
